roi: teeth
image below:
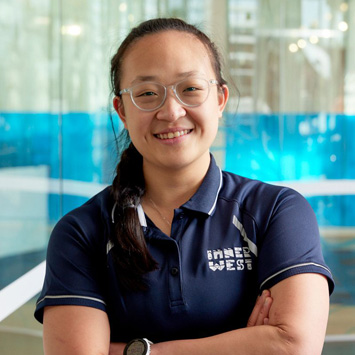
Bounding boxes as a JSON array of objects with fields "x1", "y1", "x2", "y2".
[{"x1": 156, "y1": 130, "x2": 190, "y2": 140}]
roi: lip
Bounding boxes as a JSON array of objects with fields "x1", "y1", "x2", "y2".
[{"x1": 154, "y1": 128, "x2": 193, "y2": 141}]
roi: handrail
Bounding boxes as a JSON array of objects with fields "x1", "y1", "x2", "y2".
[
  {"x1": 1, "y1": 176, "x2": 355, "y2": 197},
  {"x1": 325, "y1": 334, "x2": 355, "y2": 342},
  {"x1": 0, "y1": 261, "x2": 46, "y2": 322}
]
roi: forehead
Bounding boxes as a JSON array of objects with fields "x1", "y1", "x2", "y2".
[{"x1": 120, "y1": 30, "x2": 215, "y2": 85}]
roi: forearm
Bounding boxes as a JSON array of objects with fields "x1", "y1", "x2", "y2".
[
  {"x1": 147, "y1": 274, "x2": 325, "y2": 355},
  {"x1": 109, "y1": 325, "x2": 299, "y2": 355},
  {"x1": 151, "y1": 325, "x2": 294, "y2": 355},
  {"x1": 110, "y1": 274, "x2": 329, "y2": 355},
  {"x1": 109, "y1": 291, "x2": 273, "y2": 355}
]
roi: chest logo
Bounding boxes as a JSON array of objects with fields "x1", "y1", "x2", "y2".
[
  {"x1": 207, "y1": 247, "x2": 253, "y2": 271},
  {"x1": 207, "y1": 215, "x2": 256, "y2": 272}
]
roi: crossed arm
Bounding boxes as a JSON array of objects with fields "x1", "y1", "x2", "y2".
[{"x1": 43, "y1": 273, "x2": 329, "y2": 355}]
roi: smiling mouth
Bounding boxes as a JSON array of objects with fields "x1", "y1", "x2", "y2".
[{"x1": 155, "y1": 129, "x2": 192, "y2": 140}]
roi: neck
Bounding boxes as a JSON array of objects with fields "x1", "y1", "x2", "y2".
[{"x1": 143, "y1": 155, "x2": 211, "y2": 209}]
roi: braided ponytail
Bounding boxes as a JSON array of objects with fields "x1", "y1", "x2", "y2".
[
  {"x1": 110, "y1": 138, "x2": 158, "y2": 291},
  {"x1": 109, "y1": 18, "x2": 228, "y2": 290}
]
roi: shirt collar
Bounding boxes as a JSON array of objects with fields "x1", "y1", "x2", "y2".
[
  {"x1": 111, "y1": 202, "x2": 147, "y2": 226},
  {"x1": 111, "y1": 155, "x2": 223, "y2": 226},
  {"x1": 182, "y1": 154, "x2": 223, "y2": 216}
]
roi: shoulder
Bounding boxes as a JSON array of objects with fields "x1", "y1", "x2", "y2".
[
  {"x1": 35, "y1": 187, "x2": 113, "y2": 323},
  {"x1": 220, "y1": 170, "x2": 304, "y2": 207},
  {"x1": 218, "y1": 171, "x2": 314, "y2": 227},
  {"x1": 49, "y1": 186, "x2": 114, "y2": 251},
  {"x1": 57, "y1": 186, "x2": 113, "y2": 228}
]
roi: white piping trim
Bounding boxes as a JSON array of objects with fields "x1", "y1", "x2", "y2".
[
  {"x1": 137, "y1": 203, "x2": 147, "y2": 227},
  {"x1": 232, "y1": 216, "x2": 258, "y2": 257},
  {"x1": 208, "y1": 168, "x2": 223, "y2": 215},
  {"x1": 109, "y1": 203, "x2": 146, "y2": 254},
  {"x1": 0, "y1": 261, "x2": 46, "y2": 322},
  {"x1": 111, "y1": 202, "x2": 117, "y2": 223},
  {"x1": 36, "y1": 294, "x2": 106, "y2": 307},
  {"x1": 106, "y1": 240, "x2": 114, "y2": 254},
  {"x1": 260, "y1": 262, "x2": 332, "y2": 289}
]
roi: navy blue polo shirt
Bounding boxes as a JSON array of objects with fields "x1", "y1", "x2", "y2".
[{"x1": 35, "y1": 155, "x2": 334, "y2": 342}]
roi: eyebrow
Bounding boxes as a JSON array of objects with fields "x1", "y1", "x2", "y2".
[{"x1": 130, "y1": 71, "x2": 203, "y2": 85}]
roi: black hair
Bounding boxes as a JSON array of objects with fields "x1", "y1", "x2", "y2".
[{"x1": 110, "y1": 18, "x2": 227, "y2": 290}]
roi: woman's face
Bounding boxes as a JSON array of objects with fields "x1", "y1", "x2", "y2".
[{"x1": 114, "y1": 30, "x2": 228, "y2": 173}]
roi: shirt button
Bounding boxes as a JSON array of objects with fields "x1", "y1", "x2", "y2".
[
  {"x1": 170, "y1": 267, "x2": 179, "y2": 276},
  {"x1": 179, "y1": 213, "x2": 185, "y2": 220}
]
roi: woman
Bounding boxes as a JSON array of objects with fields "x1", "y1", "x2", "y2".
[{"x1": 35, "y1": 18, "x2": 334, "y2": 354}]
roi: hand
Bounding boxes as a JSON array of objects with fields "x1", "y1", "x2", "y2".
[{"x1": 247, "y1": 290, "x2": 273, "y2": 327}]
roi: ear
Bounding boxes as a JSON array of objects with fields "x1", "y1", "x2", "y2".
[
  {"x1": 113, "y1": 96, "x2": 128, "y2": 129},
  {"x1": 217, "y1": 84, "x2": 229, "y2": 119}
]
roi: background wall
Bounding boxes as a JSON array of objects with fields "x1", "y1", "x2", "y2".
[{"x1": 0, "y1": 0, "x2": 354, "y2": 354}]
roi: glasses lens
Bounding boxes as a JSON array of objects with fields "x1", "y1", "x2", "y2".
[
  {"x1": 176, "y1": 78, "x2": 209, "y2": 107},
  {"x1": 131, "y1": 82, "x2": 165, "y2": 111}
]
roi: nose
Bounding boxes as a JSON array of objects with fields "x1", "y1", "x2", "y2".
[{"x1": 155, "y1": 88, "x2": 186, "y2": 121}]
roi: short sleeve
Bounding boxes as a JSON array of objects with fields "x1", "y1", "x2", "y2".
[
  {"x1": 34, "y1": 210, "x2": 108, "y2": 323},
  {"x1": 257, "y1": 188, "x2": 334, "y2": 294}
]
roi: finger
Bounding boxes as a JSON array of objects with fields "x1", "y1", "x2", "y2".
[
  {"x1": 246, "y1": 296, "x2": 262, "y2": 327},
  {"x1": 247, "y1": 290, "x2": 270, "y2": 327},
  {"x1": 255, "y1": 296, "x2": 272, "y2": 326}
]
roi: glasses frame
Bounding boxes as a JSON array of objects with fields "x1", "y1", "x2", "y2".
[{"x1": 119, "y1": 77, "x2": 219, "y2": 112}]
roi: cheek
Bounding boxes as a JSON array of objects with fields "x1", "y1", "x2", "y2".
[
  {"x1": 200, "y1": 101, "x2": 221, "y2": 127},
  {"x1": 205, "y1": 108, "x2": 220, "y2": 141},
  {"x1": 124, "y1": 114, "x2": 151, "y2": 140},
  {"x1": 125, "y1": 120, "x2": 140, "y2": 138}
]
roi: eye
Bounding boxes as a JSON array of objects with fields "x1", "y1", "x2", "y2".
[
  {"x1": 133, "y1": 83, "x2": 161, "y2": 98},
  {"x1": 134, "y1": 89, "x2": 159, "y2": 98},
  {"x1": 179, "y1": 79, "x2": 207, "y2": 95},
  {"x1": 180, "y1": 83, "x2": 205, "y2": 96},
  {"x1": 184, "y1": 86, "x2": 199, "y2": 92},
  {"x1": 138, "y1": 91, "x2": 157, "y2": 97}
]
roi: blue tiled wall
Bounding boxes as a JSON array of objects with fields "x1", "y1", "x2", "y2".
[{"x1": 1, "y1": 111, "x2": 354, "y2": 225}]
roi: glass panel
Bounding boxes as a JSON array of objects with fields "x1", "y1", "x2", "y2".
[
  {"x1": 0, "y1": 0, "x2": 57, "y2": 283},
  {"x1": 1, "y1": 0, "x2": 354, "y2": 353},
  {"x1": 0, "y1": 1, "x2": 58, "y2": 353},
  {"x1": 226, "y1": 1, "x2": 355, "y2": 352}
]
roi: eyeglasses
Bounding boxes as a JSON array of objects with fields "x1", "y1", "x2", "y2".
[{"x1": 119, "y1": 77, "x2": 219, "y2": 112}]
